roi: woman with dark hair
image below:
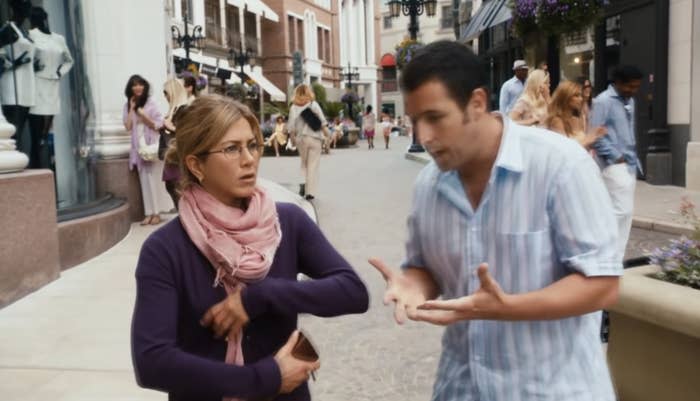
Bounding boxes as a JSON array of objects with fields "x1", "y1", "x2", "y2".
[
  {"x1": 362, "y1": 105, "x2": 376, "y2": 149},
  {"x1": 183, "y1": 75, "x2": 198, "y2": 103},
  {"x1": 123, "y1": 74, "x2": 172, "y2": 225}
]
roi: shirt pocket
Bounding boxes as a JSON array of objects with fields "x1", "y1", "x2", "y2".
[{"x1": 494, "y1": 230, "x2": 552, "y2": 293}]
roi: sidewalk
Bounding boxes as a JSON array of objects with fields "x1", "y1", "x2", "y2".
[{"x1": 406, "y1": 151, "x2": 699, "y2": 237}]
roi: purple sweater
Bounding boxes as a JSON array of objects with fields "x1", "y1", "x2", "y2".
[{"x1": 131, "y1": 202, "x2": 369, "y2": 401}]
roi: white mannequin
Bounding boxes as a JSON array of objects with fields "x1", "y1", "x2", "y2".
[
  {"x1": 0, "y1": 0, "x2": 36, "y2": 157},
  {"x1": 28, "y1": 6, "x2": 73, "y2": 169}
]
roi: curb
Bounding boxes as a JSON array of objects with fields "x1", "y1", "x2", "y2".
[
  {"x1": 405, "y1": 152, "x2": 430, "y2": 165},
  {"x1": 632, "y1": 217, "x2": 693, "y2": 237}
]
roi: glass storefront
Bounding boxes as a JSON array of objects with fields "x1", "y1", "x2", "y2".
[
  {"x1": 558, "y1": 28, "x2": 595, "y2": 86},
  {"x1": 1, "y1": 0, "x2": 96, "y2": 214}
]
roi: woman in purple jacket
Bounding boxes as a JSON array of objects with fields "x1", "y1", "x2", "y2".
[{"x1": 131, "y1": 95, "x2": 369, "y2": 401}]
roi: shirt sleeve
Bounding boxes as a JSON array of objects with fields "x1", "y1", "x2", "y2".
[
  {"x1": 57, "y1": 35, "x2": 74, "y2": 78},
  {"x1": 313, "y1": 101, "x2": 327, "y2": 126},
  {"x1": 401, "y1": 180, "x2": 426, "y2": 269},
  {"x1": 131, "y1": 235, "x2": 282, "y2": 400},
  {"x1": 499, "y1": 81, "x2": 510, "y2": 113},
  {"x1": 547, "y1": 154, "x2": 622, "y2": 276},
  {"x1": 146, "y1": 99, "x2": 164, "y2": 129},
  {"x1": 241, "y1": 204, "x2": 369, "y2": 319},
  {"x1": 591, "y1": 99, "x2": 623, "y2": 165}
]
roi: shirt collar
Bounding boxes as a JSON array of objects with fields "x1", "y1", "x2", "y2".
[
  {"x1": 493, "y1": 114, "x2": 523, "y2": 174},
  {"x1": 608, "y1": 84, "x2": 630, "y2": 104}
]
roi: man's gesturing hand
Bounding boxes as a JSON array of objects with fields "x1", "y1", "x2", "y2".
[
  {"x1": 369, "y1": 258, "x2": 427, "y2": 324},
  {"x1": 413, "y1": 263, "x2": 508, "y2": 325}
]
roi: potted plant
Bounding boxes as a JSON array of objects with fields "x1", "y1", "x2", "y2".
[
  {"x1": 394, "y1": 39, "x2": 424, "y2": 70},
  {"x1": 607, "y1": 197, "x2": 700, "y2": 401}
]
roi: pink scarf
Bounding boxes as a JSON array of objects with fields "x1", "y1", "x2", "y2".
[{"x1": 179, "y1": 184, "x2": 281, "y2": 401}]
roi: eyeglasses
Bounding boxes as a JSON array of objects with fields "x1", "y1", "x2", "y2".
[{"x1": 201, "y1": 140, "x2": 261, "y2": 159}]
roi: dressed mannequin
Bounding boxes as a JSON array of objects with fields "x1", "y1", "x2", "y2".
[
  {"x1": 0, "y1": 0, "x2": 35, "y2": 155},
  {"x1": 28, "y1": 7, "x2": 73, "y2": 169}
]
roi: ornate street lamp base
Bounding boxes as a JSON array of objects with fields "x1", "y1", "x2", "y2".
[{"x1": 407, "y1": 143, "x2": 425, "y2": 153}]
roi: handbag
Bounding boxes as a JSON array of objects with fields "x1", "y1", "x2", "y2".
[
  {"x1": 300, "y1": 105, "x2": 323, "y2": 131},
  {"x1": 137, "y1": 124, "x2": 159, "y2": 162}
]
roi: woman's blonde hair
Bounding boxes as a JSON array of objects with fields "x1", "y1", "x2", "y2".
[
  {"x1": 165, "y1": 95, "x2": 263, "y2": 189},
  {"x1": 163, "y1": 78, "x2": 189, "y2": 120},
  {"x1": 292, "y1": 84, "x2": 315, "y2": 106},
  {"x1": 519, "y1": 69, "x2": 549, "y2": 111},
  {"x1": 546, "y1": 80, "x2": 582, "y2": 137}
]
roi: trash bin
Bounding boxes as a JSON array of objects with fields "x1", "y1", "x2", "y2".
[{"x1": 645, "y1": 128, "x2": 672, "y2": 185}]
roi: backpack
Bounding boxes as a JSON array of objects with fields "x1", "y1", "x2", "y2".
[{"x1": 300, "y1": 105, "x2": 322, "y2": 131}]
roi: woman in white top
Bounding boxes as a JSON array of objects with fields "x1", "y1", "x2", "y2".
[
  {"x1": 287, "y1": 84, "x2": 327, "y2": 201},
  {"x1": 381, "y1": 111, "x2": 392, "y2": 149}
]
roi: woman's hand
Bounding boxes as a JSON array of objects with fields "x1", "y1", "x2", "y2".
[
  {"x1": 129, "y1": 97, "x2": 136, "y2": 112},
  {"x1": 200, "y1": 288, "x2": 250, "y2": 340},
  {"x1": 274, "y1": 331, "x2": 320, "y2": 394}
]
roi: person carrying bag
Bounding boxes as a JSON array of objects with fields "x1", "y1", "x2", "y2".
[{"x1": 287, "y1": 84, "x2": 327, "y2": 201}]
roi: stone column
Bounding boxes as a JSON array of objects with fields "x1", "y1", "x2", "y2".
[
  {"x1": 81, "y1": 0, "x2": 169, "y2": 160},
  {"x1": 687, "y1": 0, "x2": 700, "y2": 188},
  {"x1": 0, "y1": 110, "x2": 29, "y2": 173}
]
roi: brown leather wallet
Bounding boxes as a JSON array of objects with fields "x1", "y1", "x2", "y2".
[{"x1": 291, "y1": 330, "x2": 319, "y2": 362}]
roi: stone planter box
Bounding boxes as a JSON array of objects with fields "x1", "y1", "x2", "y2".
[
  {"x1": 607, "y1": 265, "x2": 700, "y2": 401},
  {"x1": 337, "y1": 127, "x2": 359, "y2": 147}
]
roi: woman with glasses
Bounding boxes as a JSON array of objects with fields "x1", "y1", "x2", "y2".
[
  {"x1": 576, "y1": 76, "x2": 594, "y2": 133},
  {"x1": 131, "y1": 95, "x2": 369, "y2": 401}
]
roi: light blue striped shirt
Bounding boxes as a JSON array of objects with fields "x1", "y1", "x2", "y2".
[
  {"x1": 499, "y1": 76, "x2": 525, "y2": 114},
  {"x1": 591, "y1": 84, "x2": 641, "y2": 173},
  {"x1": 403, "y1": 119, "x2": 621, "y2": 401}
]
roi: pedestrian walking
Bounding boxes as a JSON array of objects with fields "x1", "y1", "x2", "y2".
[
  {"x1": 509, "y1": 68, "x2": 550, "y2": 127},
  {"x1": 160, "y1": 78, "x2": 189, "y2": 209},
  {"x1": 122, "y1": 74, "x2": 173, "y2": 225},
  {"x1": 131, "y1": 95, "x2": 369, "y2": 401},
  {"x1": 287, "y1": 84, "x2": 327, "y2": 200},
  {"x1": 591, "y1": 65, "x2": 643, "y2": 263},
  {"x1": 362, "y1": 105, "x2": 376, "y2": 149},
  {"x1": 498, "y1": 60, "x2": 528, "y2": 114},
  {"x1": 371, "y1": 40, "x2": 621, "y2": 401},
  {"x1": 381, "y1": 110, "x2": 392, "y2": 149}
]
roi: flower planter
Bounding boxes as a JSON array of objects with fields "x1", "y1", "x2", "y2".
[{"x1": 607, "y1": 265, "x2": 700, "y2": 401}]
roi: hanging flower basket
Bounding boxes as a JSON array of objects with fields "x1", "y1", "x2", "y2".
[
  {"x1": 341, "y1": 92, "x2": 359, "y2": 104},
  {"x1": 509, "y1": 0, "x2": 608, "y2": 38},
  {"x1": 394, "y1": 39, "x2": 424, "y2": 70},
  {"x1": 178, "y1": 69, "x2": 208, "y2": 91}
]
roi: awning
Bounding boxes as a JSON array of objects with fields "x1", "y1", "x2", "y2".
[
  {"x1": 380, "y1": 53, "x2": 396, "y2": 67},
  {"x1": 246, "y1": 68, "x2": 286, "y2": 101},
  {"x1": 173, "y1": 48, "x2": 241, "y2": 83},
  {"x1": 244, "y1": 0, "x2": 279, "y2": 22},
  {"x1": 460, "y1": 0, "x2": 512, "y2": 43}
]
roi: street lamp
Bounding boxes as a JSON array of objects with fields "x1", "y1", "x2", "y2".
[
  {"x1": 171, "y1": 12, "x2": 204, "y2": 71},
  {"x1": 387, "y1": 0, "x2": 437, "y2": 152},
  {"x1": 340, "y1": 63, "x2": 360, "y2": 120},
  {"x1": 228, "y1": 44, "x2": 257, "y2": 99},
  {"x1": 388, "y1": 0, "x2": 438, "y2": 40}
]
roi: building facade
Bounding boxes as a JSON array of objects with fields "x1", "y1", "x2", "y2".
[
  {"x1": 260, "y1": 0, "x2": 380, "y2": 112},
  {"x1": 379, "y1": 0, "x2": 457, "y2": 118}
]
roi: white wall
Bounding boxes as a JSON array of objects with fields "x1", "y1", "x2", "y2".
[{"x1": 668, "y1": 0, "x2": 692, "y2": 126}]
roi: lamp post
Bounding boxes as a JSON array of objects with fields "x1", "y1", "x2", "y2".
[
  {"x1": 171, "y1": 12, "x2": 204, "y2": 71},
  {"x1": 388, "y1": 0, "x2": 437, "y2": 152},
  {"x1": 388, "y1": 0, "x2": 438, "y2": 40},
  {"x1": 340, "y1": 63, "x2": 359, "y2": 120}
]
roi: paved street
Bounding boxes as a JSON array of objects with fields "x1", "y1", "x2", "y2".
[{"x1": 0, "y1": 135, "x2": 679, "y2": 401}]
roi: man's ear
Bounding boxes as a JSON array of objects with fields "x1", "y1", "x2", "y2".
[
  {"x1": 185, "y1": 154, "x2": 205, "y2": 183},
  {"x1": 464, "y1": 88, "x2": 489, "y2": 118}
]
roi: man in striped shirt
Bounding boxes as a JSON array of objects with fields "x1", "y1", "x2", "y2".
[{"x1": 371, "y1": 41, "x2": 621, "y2": 401}]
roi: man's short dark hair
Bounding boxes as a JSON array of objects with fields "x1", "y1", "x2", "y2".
[
  {"x1": 612, "y1": 65, "x2": 643, "y2": 84},
  {"x1": 400, "y1": 40, "x2": 487, "y2": 109}
]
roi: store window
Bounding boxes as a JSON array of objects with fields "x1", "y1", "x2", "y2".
[
  {"x1": 0, "y1": 1, "x2": 97, "y2": 215},
  {"x1": 558, "y1": 28, "x2": 595, "y2": 85}
]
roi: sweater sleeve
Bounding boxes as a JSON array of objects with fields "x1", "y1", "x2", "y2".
[
  {"x1": 241, "y1": 205, "x2": 369, "y2": 319},
  {"x1": 131, "y1": 235, "x2": 282, "y2": 400}
]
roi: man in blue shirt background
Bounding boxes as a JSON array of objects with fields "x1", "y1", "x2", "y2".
[
  {"x1": 498, "y1": 60, "x2": 528, "y2": 114},
  {"x1": 591, "y1": 65, "x2": 643, "y2": 263}
]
